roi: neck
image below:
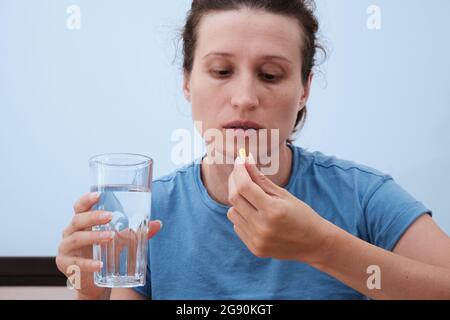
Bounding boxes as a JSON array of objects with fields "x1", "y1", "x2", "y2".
[{"x1": 200, "y1": 143, "x2": 293, "y2": 206}]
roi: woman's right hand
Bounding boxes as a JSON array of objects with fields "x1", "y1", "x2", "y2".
[{"x1": 56, "y1": 192, "x2": 162, "y2": 300}]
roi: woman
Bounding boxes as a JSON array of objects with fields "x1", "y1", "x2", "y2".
[{"x1": 56, "y1": 0, "x2": 450, "y2": 300}]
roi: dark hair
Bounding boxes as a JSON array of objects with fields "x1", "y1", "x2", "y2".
[{"x1": 182, "y1": 0, "x2": 325, "y2": 144}]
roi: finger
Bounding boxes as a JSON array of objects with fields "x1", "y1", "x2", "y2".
[
  {"x1": 233, "y1": 225, "x2": 255, "y2": 253},
  {"x1": 148, "y1": 220, "x2": 163, "y2": 239},
  {"x1": 106, "y1": 229, "x2": 134, "y2": 273},
  {"x1": 60, "y1": 230, "x2": 114, "y2": 253},
  {"x1": 127, "y1": 230, "x2": 137, "y2": 275},
  {"x1": 228, "y1": 190, "x2": 257, "y2": 225},
  {"x1": 114, "y1": 231, "x2": 122, "y2": 274},
  {"x1": 233, "y1": 159, "x2": 271, "y2": 210},
  {"x1": 228, "y1": 168, "x2": 238, "y2": 198},
  {"x1": 245, "y1": 152, "x2": 281, "y2": 196},
  {"x1": 227, "y1": 207, "x2": 251, "y2": 231},
  {"x1": 59, "y1": 256, "x2": 104, "y2": 274},
  {"x1": 112, "y1": 228, "x2": 130, "y2": 259},
  {"x1": 63, "y1": 210, "x2": 113, "y2": 237},
  {"x1": 228, "y1": 171, "x2": 258, "y2": 221},
  {"x1": 73, "y1": 192, "x2": 101, "y2": 214},
  {"x1": 106, "y1": 236, "x2": 115, "y2": 273}
]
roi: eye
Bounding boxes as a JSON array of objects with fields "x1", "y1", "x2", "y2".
[
  {"x1": 212, "y1": 70, "x2": 232, "y2": 78},
  {"x1": 260, "y1": 73, "x2": 281, "y2": 82}
]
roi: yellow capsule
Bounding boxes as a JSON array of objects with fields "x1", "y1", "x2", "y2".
[{"x1": 239, "y1": 148, "x2": 247, "y2": 159}]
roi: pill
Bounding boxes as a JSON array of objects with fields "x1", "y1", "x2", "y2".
[{"x1": 239, "y1": 148, "x2": 247, "y2": 159}]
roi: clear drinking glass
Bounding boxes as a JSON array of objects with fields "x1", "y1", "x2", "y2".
[{"x1": 89, "y1": 153, "x2": 153, "y2": 288}]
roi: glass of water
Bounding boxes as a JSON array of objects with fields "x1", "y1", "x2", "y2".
[{"x1": 89, "y1": 153, "x2": 153, "y2": 288}]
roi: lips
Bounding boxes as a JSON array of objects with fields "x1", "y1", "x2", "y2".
[{"x1": 222, "y1": 120, "x2": 264, "y2": 130}]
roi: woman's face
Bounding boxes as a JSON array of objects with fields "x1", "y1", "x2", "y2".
[{"x1": 183, "y1": 8, "x2": 312, "y2": 162}]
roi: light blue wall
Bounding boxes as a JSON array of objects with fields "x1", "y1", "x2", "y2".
[{"x1": 0, "y1": 0, "x2": 448, "y2": 256}]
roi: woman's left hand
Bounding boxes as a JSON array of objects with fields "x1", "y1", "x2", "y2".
[{"x1": 227, "y1": 154, "x2": 335, "y2": 264}]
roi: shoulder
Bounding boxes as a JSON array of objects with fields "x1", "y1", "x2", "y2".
[
  {"x1": 298, "y1": 147, "x2": 385, "y2": 176},
  {"x1": 294, "y1": 146, "x2": 392, "y2": 192},
  {"x1": 154, "y1": 161, "x2": 197, "y2": 184},
  {"x1": 151, "y1": 161, "x2": 199, "y2": 197}
]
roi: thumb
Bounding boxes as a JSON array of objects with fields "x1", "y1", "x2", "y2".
[
  {"x1": 147, "y1": 220, "x2": 163, "y2": 239},
  {"x1": 244, "y1": 152, "x2": 282, "y2": 196}
]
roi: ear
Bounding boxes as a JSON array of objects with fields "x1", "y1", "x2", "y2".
[
  {"x1": 299, "y1": 72, "x2": 314, "y2": 109},
  {"x1": 183, "y1": 71, "x2": 191, "y2": 102}
]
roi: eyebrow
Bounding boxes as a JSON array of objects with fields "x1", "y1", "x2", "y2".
[{"x1": 202, "y1": 52, "x2": 293, "y2": 65}]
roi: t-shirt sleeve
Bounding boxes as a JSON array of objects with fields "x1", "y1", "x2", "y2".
[{"x1": 364, "y1": 177, "x2": 432, "y2": 251}]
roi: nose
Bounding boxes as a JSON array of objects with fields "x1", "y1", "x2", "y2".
[{"x1": 230, "y1": 73, "x2": 259, "y2": 111}]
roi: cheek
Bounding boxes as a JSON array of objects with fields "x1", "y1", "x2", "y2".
[
  {"x1": 266, "y1": 92, "x2": 301, "y2": 136},
  {"x1": 190, "y1": 76, "x2": 224, "y2": 134},
  {"x1": 190, "y1": 75, "x2": 213, "y2": 116}
]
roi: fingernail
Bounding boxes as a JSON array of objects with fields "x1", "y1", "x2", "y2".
[
  {"x1": 157, "y1": 220, "x2": 163, "y2": 229},
  {"x1": 90, "y1": 192, "x2": 100, "y2": 200},
  {"x1": 248, "y1": 152, "x2": 256, "y2": 164},
  {"x1": 235, "y1": 156, "x2": 245, "y2": 165},
  {"x1": 92, "y1": 261, "x2": 103, "y2": 268},
  {"x1": 99, "y1": 211, "x2": 112, "y2": 220}
]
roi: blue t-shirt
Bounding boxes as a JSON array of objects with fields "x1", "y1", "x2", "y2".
[{"x1": 134, "y1": 144, "x2": 431, "y2": 299}]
